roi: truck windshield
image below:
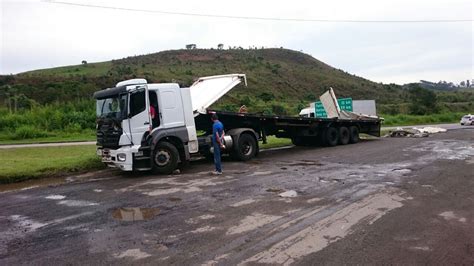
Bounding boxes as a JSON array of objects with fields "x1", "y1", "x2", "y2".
[{"x1": 96, "y1": 94, "x2": 128, "y2": 119}]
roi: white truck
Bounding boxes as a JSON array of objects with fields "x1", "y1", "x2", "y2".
[{"x1": 94, "y1": 74, "x2": 381, "y2": 174}]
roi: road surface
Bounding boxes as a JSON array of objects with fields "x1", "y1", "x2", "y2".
[{"x1": 0, "y1": 128, "x2": 473, "y2": 265}]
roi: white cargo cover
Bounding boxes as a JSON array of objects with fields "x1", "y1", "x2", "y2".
[
  {"x1": 190, "y1": 74, "x2": 247, "y2": 115},
  {"x1": 319, "y1": 87, "x2": 340, "y2": 118}
]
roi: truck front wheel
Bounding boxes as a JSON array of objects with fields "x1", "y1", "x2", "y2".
[
  {"x1": 152, "y1": 141, "x2": 179, "y2": 174},
  {"x1": 233, "y1": 133, "x2": 257, "y2": 161}
]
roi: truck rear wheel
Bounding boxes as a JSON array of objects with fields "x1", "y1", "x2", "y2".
[
  {"x1": 152, "y1": 141, "x2": 179, "y2": 174},
  {"x1": 233, "y1": 133, "x2": 257, "y2": 161},
  {"x1": 339, "y1": 126, "x2": 350, "y2": 145},
  {"x1": 324, "y1": 126, "x2": 339, "y2": 147},
  {"x1": 349, "y1": 126, "x2": 360, "y2": 144}
]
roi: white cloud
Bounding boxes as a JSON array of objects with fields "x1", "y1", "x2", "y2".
[{"x1": 1, "y1": 0, "x2": 472, "y2": 85}]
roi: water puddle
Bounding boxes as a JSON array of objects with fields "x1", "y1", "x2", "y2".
[
  {"x1": 168, "y1": 197, "x2": 182, "y2": 202},
  {"x1": 266, "y1": 188, "x2": 284, "y2": 193},
  {"x1": 288, "y1": 160, "x2": 324, "y2": 166},
  {"x1": 112, "y1": 207, "x2": 160, "y2": 221},
  {"x1": 0, "y1": 177, "x2": 66, "y2": 193}
]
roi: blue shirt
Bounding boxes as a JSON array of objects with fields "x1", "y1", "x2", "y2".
[{"x1": 212, "y1": 121, "x2": 224, "y2": 144}]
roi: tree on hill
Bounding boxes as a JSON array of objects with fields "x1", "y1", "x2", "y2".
[
  {"x1": 217, "y1": 43, "x2": 224, "y2": 50},
  {"x1": 81, "y1": 60, "x2": 87, "y2": 65},
  {"x1": 408, "y1": 85, "x2": 438, "y2": 115}
]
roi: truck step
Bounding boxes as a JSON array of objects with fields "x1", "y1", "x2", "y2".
[{"x1": 139, "y1": 146, "x2": 151, "y2": 151}]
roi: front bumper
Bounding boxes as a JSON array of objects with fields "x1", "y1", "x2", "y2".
[{"x1": 97, "y1": 145, "x2": 141, "y2": 171}]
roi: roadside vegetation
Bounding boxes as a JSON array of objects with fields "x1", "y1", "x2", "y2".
[
  {"x1": 260, "y1": 136, "x2": 292, "y2": 149},
  {"x1": 381, "y1": 112, "x2": 465, "y2": 126},
  {"x1": 0, "y1": 145, "x2": 103, "y2": 184},
  {"x1": 0, "y1": 137, "x2": 292, "y2": 184},
  {"x1": 0, "y1": 100, "x2": 95, "y2": 143}
]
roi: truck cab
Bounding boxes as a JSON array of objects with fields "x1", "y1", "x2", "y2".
[{"x1": 93, "y1": 74, "x2": 246, "y2": 173}]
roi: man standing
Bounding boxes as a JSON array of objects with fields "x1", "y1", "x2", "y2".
[{"x1": 211, "y1": 113, "x2": 225, "y2": 175}]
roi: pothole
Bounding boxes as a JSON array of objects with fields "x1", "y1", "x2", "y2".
[
  {"x1": 112, "y1": 207, "x2": 160, "y2": 221},
  {"x1": 266, "y1": 188, "x2": 285, "y2": 193}
]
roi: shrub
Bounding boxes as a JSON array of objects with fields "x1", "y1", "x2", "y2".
[{"x1": 12, "y1": 125, "x2": 49, "y2": 140}]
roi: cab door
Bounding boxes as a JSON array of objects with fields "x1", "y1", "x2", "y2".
[
  {"x1": 127, "y1": 86, "x2": 150, "y2": 144},
  {"x1": 157, "y1": 87, "x2": 184, "y2": 128}
]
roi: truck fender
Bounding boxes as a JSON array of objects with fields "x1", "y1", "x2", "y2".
[
  {"x1": 150, "y1": 127, "x2": 190, "y2": 162},
  {"x1": 227, "y1": 128, "x2": 259, "y2": 154}
]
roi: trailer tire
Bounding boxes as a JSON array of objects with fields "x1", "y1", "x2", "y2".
[
  {"x1": 324, "y1": 126, "x2": 339, "y2": 147},
  {"x1": 339, "y1": 126, "x2": 350, "y2": 145},
  {"x1": 152, "y1": 141, "x2": 179, "y2": 174},
  {"x1": 349, "y1": 126, "x2": 360, "y2": 144},
  {"x1": 234, "y1": 133, "x2": 257, "y2": 161}
]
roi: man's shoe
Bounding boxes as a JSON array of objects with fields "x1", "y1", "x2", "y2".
[{"x1": 210, "y1": 171, "x2": 223, "y2": 175}]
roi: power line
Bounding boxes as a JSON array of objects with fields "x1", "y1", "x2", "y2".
[{"x1": 44, "y1": 0, "x2": 473, "y2": 23}]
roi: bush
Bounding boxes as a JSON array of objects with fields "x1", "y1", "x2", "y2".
[{"x1": 12, "y1": 125, "x2": 49, "y2": 140}]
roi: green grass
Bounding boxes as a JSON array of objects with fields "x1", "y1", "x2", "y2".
[
  {"x1": 381, "y1": 112, "x2": 466, "y2": 126},
  {"x1": 260, "y1": 136, "x2": 292, "y2": 149},
  {"x1": 0, "y1": 145, "x2": 104, "y2": 184},
  {"x1": 0, "y1": 132, "x2": 95, "y2": 145},
  {"x1": 23, "y1": 61, "x2": 112, "y2": 77}
]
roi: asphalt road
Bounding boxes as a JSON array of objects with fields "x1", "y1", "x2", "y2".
[{"x1": 1, "y1": 128, "x2": 473, "y2": 265}]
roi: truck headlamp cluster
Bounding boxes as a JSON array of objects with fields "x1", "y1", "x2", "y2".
[{"x1": 117, "y1": 153, "x2": 126, "y2": 162}]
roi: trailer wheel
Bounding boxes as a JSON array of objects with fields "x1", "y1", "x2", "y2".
[
  {"x1": 349, "y1": 126, "x2": 360, "y2": 144},
  {"x1": 152, "y1": 141, "x2": 179, "y2": 174},
  {"x1": 324, "y1": 126, "x2": 339, "y2": 147},
  {"x1": 339, "y1": 126, "x2": 350, "y2": 145},
  {"x1": 234, "y1": 133, "x2": 257, "y2": 161}
]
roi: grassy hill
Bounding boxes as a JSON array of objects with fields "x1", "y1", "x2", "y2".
[
  {"x1": 0, "y1": 48, "x2": 472, "y2": 144},
  {"x1": 1, "y1": 48, "x2": 407, "y2": 114}
]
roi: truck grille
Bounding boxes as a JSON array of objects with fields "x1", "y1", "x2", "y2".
[{"x1": 96, "y1": 125, "x2": 122, "y2": 149}]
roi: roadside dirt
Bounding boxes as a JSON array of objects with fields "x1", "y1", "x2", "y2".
[{"x1": 0, "y1": 129, "x2": 473, "y2": 265}]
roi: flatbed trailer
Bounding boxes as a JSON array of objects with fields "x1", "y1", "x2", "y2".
[{"x1": 193, "y1": 109, "x2": 381, "y2": 161}]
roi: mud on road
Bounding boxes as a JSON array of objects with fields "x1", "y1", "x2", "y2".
[{"x1": 1, "y1": 129, "x2": 473, "y2": 265}]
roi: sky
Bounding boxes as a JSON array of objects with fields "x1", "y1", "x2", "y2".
[{"x1": 1, "y1": 0, "x2": 473, "y2": 84}]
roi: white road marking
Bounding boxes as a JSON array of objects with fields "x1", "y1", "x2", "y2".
[
  {"x1": 114, "y1": 249, "x2": 152, "y2": 260},
  {"x1": 230, "y1": 199, "x2": 257, "y2": 207},
  {"x1": 226, "y1": 213, "x2": 282, "y2": 235},
  {"x1": 45, "y1": 194, "x2": 66, "y2": 200},
  {"x1": 58, "y1": 200, "x2": 98, "y2": 207}
]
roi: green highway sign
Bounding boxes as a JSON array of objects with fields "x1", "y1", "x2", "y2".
[{"x1": 315, "y1": 98, "x2": 353, "y2": 118}]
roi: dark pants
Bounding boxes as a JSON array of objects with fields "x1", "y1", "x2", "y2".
[{"x1": 213, "y1": 142, "x2": 222, "y2": 172}]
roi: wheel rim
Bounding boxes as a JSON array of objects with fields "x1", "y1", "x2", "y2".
[
  {"x1": 241, "y1": 141, "x2": 252, "y2": 156},
  {"x1": 155, "y1": 149, "x2": 171, "y2": 166},
  {"x1": 342, "y1": 131, "x2": 348, "y2": 139}
]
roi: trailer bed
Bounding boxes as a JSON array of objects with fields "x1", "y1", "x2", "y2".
[{"x1": 194, "y1": 110, "x2": 382, "y2": 141}]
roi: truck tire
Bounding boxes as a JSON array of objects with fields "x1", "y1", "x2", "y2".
[
  {"x1": 324, "y1": 126, "x2": 339, "y2": 147},
  {"x1": 152, "y1": 141, "x2": 179, "y2": 174},
  {"x1": 349, "y1": 126, "x2": 360, "y2": 144},
  {"x1": 339, "y1": 126, "x2": 350, "y2": 145},
  {"x1": 234, "y1": 133, "x2": 257, "y2": 161}
]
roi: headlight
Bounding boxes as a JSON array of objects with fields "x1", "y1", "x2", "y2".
[{"x1": 117, "y1": 153, "x2": 126, "y2": 162}]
